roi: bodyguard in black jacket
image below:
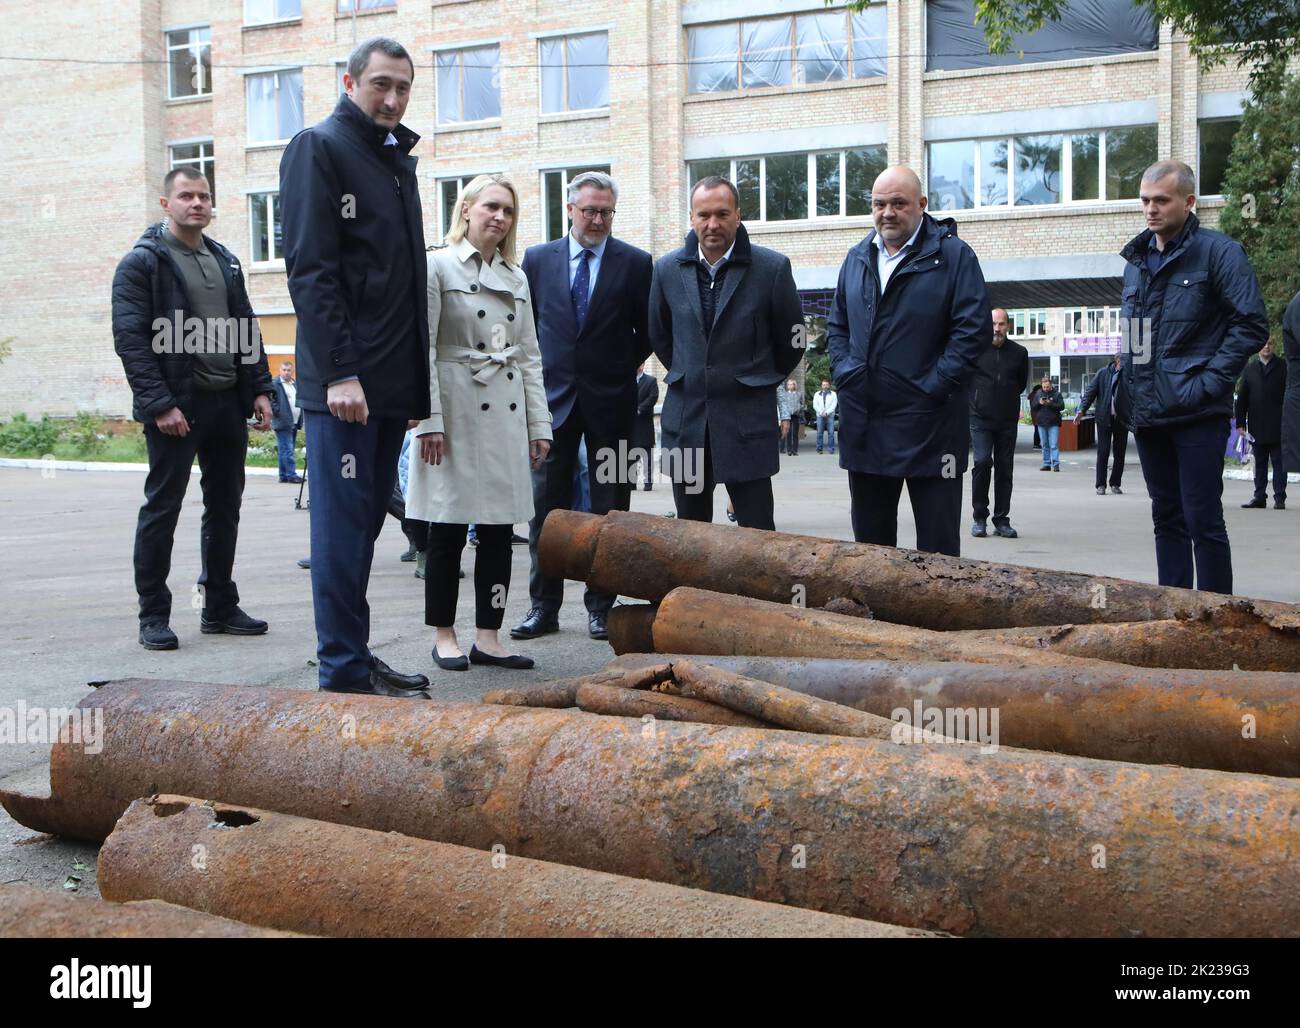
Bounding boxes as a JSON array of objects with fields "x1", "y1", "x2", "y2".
[
  {"x1": 279, "y1": 37, "x2": 432, "y2": 698},
  {"x1": 111, "y1": 168, "x2": 274, "y2": 650},
  {"x1": 968, "y1": 309, "x2": 1029, "y2": 537},
  {"x1": 1235, "y1": 341, "x2": 1288, "y2": 508},
  {"x1": 1116, "y1": 162, "x2": 1268, "y2": 593},
  {"x1": 1077, "y1": 353, "x2": 1127, "y2": 493}
]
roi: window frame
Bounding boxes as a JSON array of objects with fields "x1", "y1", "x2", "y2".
[
  {"x1": 1197, "y1": 117, "x2": 1243, "y2": 198},
  {"x1": 687, "y1": 146, "x2": 885, "y2": 223},
  {"x1": 244, "y1": 68, "x2": 304, "y2": 146},
  {"x1": 243, "y1": 0, "x2": 302, "y2": 27},
  {"x1": 165, "y1": 26, "x2": 212, "y2": 100},
  {"x1": 248, "y1": 191, "x2": 284, "y2": 265},
  {"x1": 538, "y1": 32, "x2": 610, "y2": 115},
  {"x1": 436, "y1": 45, "x2": 502, "y2": 126}
]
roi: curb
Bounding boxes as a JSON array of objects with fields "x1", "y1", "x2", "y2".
[{"x1": 0, "y1": 458, "x2": 283, "y2": 477}]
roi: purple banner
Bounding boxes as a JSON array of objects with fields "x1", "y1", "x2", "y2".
[{"x1": 1062, "y1": 335, "x2": 1122, "y2": 354}]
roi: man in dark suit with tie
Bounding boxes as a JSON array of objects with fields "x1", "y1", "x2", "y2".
[
  {"x1": 633, "y1": 363, "x2": 658, "y2": 489},
  {"x1": 511, "y1": 171, "x2": 653, "y2": 642}
]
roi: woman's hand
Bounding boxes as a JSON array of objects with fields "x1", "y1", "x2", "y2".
[
  {"x1": 529, "y1": 439, "x2": 551, "y2": 471},
  {"x1": 419, "y1": 432, "x2": 445, "y2": 466}
]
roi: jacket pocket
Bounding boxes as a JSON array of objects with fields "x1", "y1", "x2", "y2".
[
  {"x1": 1154, "y1": 353, "x2": 1210, "y2": 417},
  {"x1": 1161, "y1": 270, "x2": 1209, "y2": 321},
  {"x1": 736, "y1": 369, "x2": 787, "y2": 388}
]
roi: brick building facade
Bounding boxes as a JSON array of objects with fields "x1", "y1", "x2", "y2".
[{"x1": 0, "y1": 0, "x2": 1250, "y2": 416}]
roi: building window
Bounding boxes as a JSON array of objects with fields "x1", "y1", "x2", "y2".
[
  {"x1": 927, "y1": 127, "x2": 1156, "y2": 211},
  {"x1": 436, "y1": 46, "x2": 501, "y2": 124},
  {"x1": 246, "y1": 69, "x2": 304, "y2": 144},
  {"x1": 539, "y1": 33, "x2": 609, "y2": 113},
  {"x1": 687, "y1": 5, "x2": 886, "y2": 94},
  {"x1": 169, "y1": 141, "x2": 216, "y2": 207},
  {"x1": 1199, "y1": 119, "x2": 1242, "y2": 196},
  {"x1": 166, "y1": 27, "x2": 211, "y2": 100},
  {"x1": 337, "y1": 0, "x2": 396, "y2": 11},
  {"x1": 543, "y1": 164, "x2": 612, "y2": 241},
  {"x1": 1063, "y1": 307, "x2": 1121, "y2": 336},
  {"x1": 244, "y1": 0, "x2": 300, "y2": 25},
  {"x1": 1008, "y1": 309, "x2": 1048, "y2": 337},
  {"x1": 436, "y1": 175, "x2": 503, "y2": 238},
  {"x1": 688, "y1": 146, "x2": 886, "y2": 222},
  {"x1": 249, "y1": 192, "x2": 283, "y2": 263}
]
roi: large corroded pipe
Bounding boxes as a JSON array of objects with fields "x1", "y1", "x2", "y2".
[
  {"x1": 959, "y1": 605, "x2": 1300, "y2": 672},
  {"x1": 611, "y1": 652, "x2": 1300, "y2": 776},
  {"x1": 5, "y1": 680, "x2": 1300, "y2": 937},
  {"x1": 0, "y1": 883, "x2": 297, "y2": 938},
  {"x1": 608, "y1": 603, "x2": 659, "y2": 654},
  {"x1": 540, "y1": 509, "x2": 1300, "y2": 631},
  {"x1": 652, "y1": 587, "x2": 1108, "y2": 668},
  {"x1": 100, "y1": 796, "x2": 915, "y2": 938}
]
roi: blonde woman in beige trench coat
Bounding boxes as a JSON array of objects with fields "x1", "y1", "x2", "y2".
[{"x1": 407, "y1": 175, "x2": 552, "y2": 672}]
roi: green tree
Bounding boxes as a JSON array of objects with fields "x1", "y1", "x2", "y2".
[{"x1": 1216, "y1": 72, "x2": 1300, "y2": 346}]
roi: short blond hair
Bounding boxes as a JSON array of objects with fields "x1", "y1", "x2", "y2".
[{"x1": 445, "y1": 173, "x2": 521, "y2": 265}]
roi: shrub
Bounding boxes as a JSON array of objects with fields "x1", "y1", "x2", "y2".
[{"x1": 0, "y1": 414, "x2": 62, "y2": 456}]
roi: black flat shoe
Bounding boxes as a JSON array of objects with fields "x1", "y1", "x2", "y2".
[
  {"x1": 469, "y1": 646, "x2": 534, "y2": 669},
  {"x1": 431, "y1": 644, "x2": 469, "y2": 671}
]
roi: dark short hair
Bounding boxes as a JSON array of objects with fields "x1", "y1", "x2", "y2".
[
  {"x1": 347, "y1": 36, "x2": 415, "y2": 81},
  {"x1": 690, "y1": 175, "x2": 739, "y2": 210},
  {"x1": 163, "y1": 167, "x2": 208, "y2": 196}
]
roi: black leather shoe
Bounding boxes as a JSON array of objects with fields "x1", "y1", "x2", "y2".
[
  {"x1": 993, "y1": 523, "x2": 1019, "y2": 538},
  {"x1": 431, "y1": 645, "x2": 469, "y2": 672},
  {"x1": 373, "y1": 657, "x2": 430, "y2": 690},
  {"x1": 297, "y1": 558, "x2": 311, "y2": 569},
  {"x1": 971, "y1": 521, "x2": 987, "y2": 538},
  {"x1": 1096, "y1": 486, "x2": 1107, "y2": 495},
  {"x1": 139, "y1": 622, "x2": 178, "y2": 650},
  {"x1": 1110, "y1": 486, "x2": 1123, "y2": 494},
  {"x1": 200, "y1": 607, "x2": 268, "y2": 635},
  {"x1": 469, "y1": 645, "x2": 534, "y2": 669},
  {"x1": 1276, "y1": 500, "x2": 1286, "y2": 510},
  {"x1": 321, "y1": 675, "x2": 430, "y2": 700},
  {"x1": 1242, "y1": 497, "x2": 1267, "y2": 508},
  {"x1": 510, "y1": 608, "x2": 559, "y2": 640},
  {"x1": 589, "y1": 613, "x2": 609, "y2": 640}
]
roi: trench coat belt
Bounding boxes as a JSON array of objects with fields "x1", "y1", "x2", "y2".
[{"x1": 438, "y1": 345, "x2": 523, "y2": 385}]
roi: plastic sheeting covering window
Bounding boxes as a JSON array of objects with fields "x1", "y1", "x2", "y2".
[
  {"x1": 337, "y1": 0, "x2": 393, "y2": 11},
  {"x1": 566, "y1": 33, "x2": 609, "y2": 111},
  {"x1": 1105, "y1": 125, "x2": 1156, "y2": 199},
  {"x1": 795, "y1": 11, "x2": 848, "y2": 85},
  {"x1": 742, "y1": 17, "x2": 793, "y2": 89},
  {"x1": 463, "y1": 46, "x2": 501, "y2": 121},
  {"x1": 1015, "y1": 134, "x2": 1063, "y2": 205},
  {"x1": 242, "y1": 69, "x2": 301, "y2": 142},
  {"x1": 245, "y1": 0, "x2": 299, "y2": 23},
  {"x1": 850, "y1": 8, "x2": 886, "y2": 78},
  {"x1": 539, "y1": 39, "x2": 565, "y2": 113},
  {"x1": 687, "y1": 23, "x2": 739, "y2": 93},
  {"x1": 436, "y1": 53, "x2": 460, "y2": 123},
  {"x1": 925, "y1": 0, "x2": 1157, "y2": 71}
]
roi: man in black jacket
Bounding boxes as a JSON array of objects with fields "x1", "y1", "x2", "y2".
[
  {"x1": 633, "y1": 364, "x2": 658, "y2": 490},
  {"x1": 969, "y1": 308, "x2": 1029, "y2": 538},
  {"x1": 1236, "y1": 339, "x2": 1288, "y2": 509},
  {"x1": 111, "y1": 168, "x2": 274, "y2": 650},
  {"x1": 279, "y1": 37, "x2": 432, "y2": 698},
  {"x1": 269, "y1": 361, "x2": 302, "y2": 483},
  {"x1": 1116, "y1": 161, "x2": 1268, "y2": 593},
  {"x1": 1284, "y1": 291, "x2": 1300, "y2": 477},
  {"x1": 1077, "y1": 352, "x2": 1126, "y2": 495},
  {"x1": 827, "y1": 166, "x2": 990, "y2": 556}
]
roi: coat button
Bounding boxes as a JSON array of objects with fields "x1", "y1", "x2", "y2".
[
  {"x1": 481, "y1": 402, "x2": 489, "y2": 411},
  {"x1": 510, "y1": 403, "x2": 517, "y2": 411},
  {"x1": 507, "y1": 372, "x2": 514, "y2": 380},
  {"x1": 470, "y1": 284, "x2": 478, "y2": 292},
  {"x1": 477, "y1": 309, "x2": 486, "y2": 318},
  {"x1": 476, "y1": 342, "x2": 485, "y2": 350},
  {"x1": 1183, "y1": 279, "x2": 1189, "y2": 285},
  {"x1": 508, "y1": 313, "x2": 515, "y2": 321}
]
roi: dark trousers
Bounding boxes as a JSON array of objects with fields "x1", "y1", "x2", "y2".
[
  {"x1": 527, "y1": 403, "x2": 631, "y2": 617},
  {"x1": 425, "y1": 522, "x2": 512, "y2": 630},
  {"x1": 783, "y1": 413, "x2": 802, "y2": 455},
  {"x1": 632, "y1": 415, "x2": 656, "y2": 489},
  {"x1": 134, "y1": 387, "x2": 246, "y2": 625},
  {"x1": 848, "y1": 471, "x2": 963, "y2": 556},
  {"x1": 1096, "y1": 417, "x2": 1128, "y2": 488},
  {"x1": 304, "y1": 411, "x2": 406, "y2": 690},
  {"x1": 275, "y1": 428, "x2": 297, "y2": 480},
  {"x1": 970, "y1": 422, "x2": 1017, "y2": 525},
  {"x1": 672, "y1": 429, "x2": 775, "y2": 530},
  {"x1": 1134, "y1": 417, "x2": 1233, "y2": 593},
  {"x1": 1252, "y1": 441, "x2": 1287, "y2": 502}
]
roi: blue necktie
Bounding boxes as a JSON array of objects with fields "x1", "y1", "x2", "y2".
[{"x1": 572, "y1": 249, "x2": 592, "y2": 329}]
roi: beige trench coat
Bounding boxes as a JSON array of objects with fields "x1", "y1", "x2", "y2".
[{"x1": 406, "y1": 238, "x2": 552, "y2": 525}]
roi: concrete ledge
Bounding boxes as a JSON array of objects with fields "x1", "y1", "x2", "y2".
[{"x1": 0, "y1": 459, "x2": 282, "y2": 476}]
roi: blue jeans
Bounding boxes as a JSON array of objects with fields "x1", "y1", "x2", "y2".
[
  {"x1": 1135, "y1": 417, "x2": 1233, "y2": 593},
  {"x1": 304, "y1": 412, "x2": 406, "y2": 690},
  {"x1": 816, "y1": 414, "x2": 836, "y2": 452},
  {"x1": 1040, "y1": 425, "x2": 1060, "y2": 468},
  {"x1": 275, "y1": 428, "x2": 297, "y2": 480}
]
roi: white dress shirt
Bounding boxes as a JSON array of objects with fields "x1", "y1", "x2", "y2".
[
  {"x1": 698, "y1": 239, "x2": 736, "y2": 281},
  {"x1": 873, "y1": 219, "x2": 924, "y2": 293}
]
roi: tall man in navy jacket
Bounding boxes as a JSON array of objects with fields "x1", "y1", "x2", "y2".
[
  {"x1": 511, "y1": 172, "x2": 653, "y2": 642},
  {"x1": 1116, "y1": 161, "x2": 1267, "y2": 593},
  {"x1": 279, "y1": 37, "x2": 432, "y2": 697},
  {"x1": 827, "y1": 166, "x2": 990, "y2": 556}
]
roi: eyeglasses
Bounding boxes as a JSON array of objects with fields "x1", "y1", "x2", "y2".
[{"x1": 576, "y1": 207, "x2": 616, "y2": 221}]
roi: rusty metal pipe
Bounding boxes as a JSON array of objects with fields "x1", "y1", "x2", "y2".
[
  {"x1": 611, "y1": 652, "x2": 1300, "y2": 775},
  {"x1": 608, "y1": 603, "x2": 659, "y2": 654},
  {"x1": 0, "y1": 883, "x2": 297, "y2": 938},
  {"x1": 100, "y1": 796, "x2": 913, "y2": 937},
  {"x1": 574, "y1": 681, "x2": 770, "y2": 727},
  {"x1": 540, "y1": 509, "x2": 1300, "y2": 631},
  {"x1": 5, "y1": 679, "x2": 1300, "y2": 936}
]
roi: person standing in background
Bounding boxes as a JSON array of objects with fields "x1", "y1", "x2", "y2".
[
  {"x1": 270, "y1": 361, "x2": 302, "y2": 484},
  {"x1": 1236, "y1": 338, "x2": 1288, "y2": 510},
  {"x1": 1076, "y1": 351, "x2": 1127, "y2": 495},
  {"x1": 633, "y1": 363, "x2": 658, "y2": 490},
  {"x1": 969, "y1": 308, "x2": 1029, "y2": 537},
  {"x1": 1033, "y1": 376, "x2": 1064, "y2": 472},
  {"x1": 812, "y1": 379, "x2": 837, "y2": 455}
]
